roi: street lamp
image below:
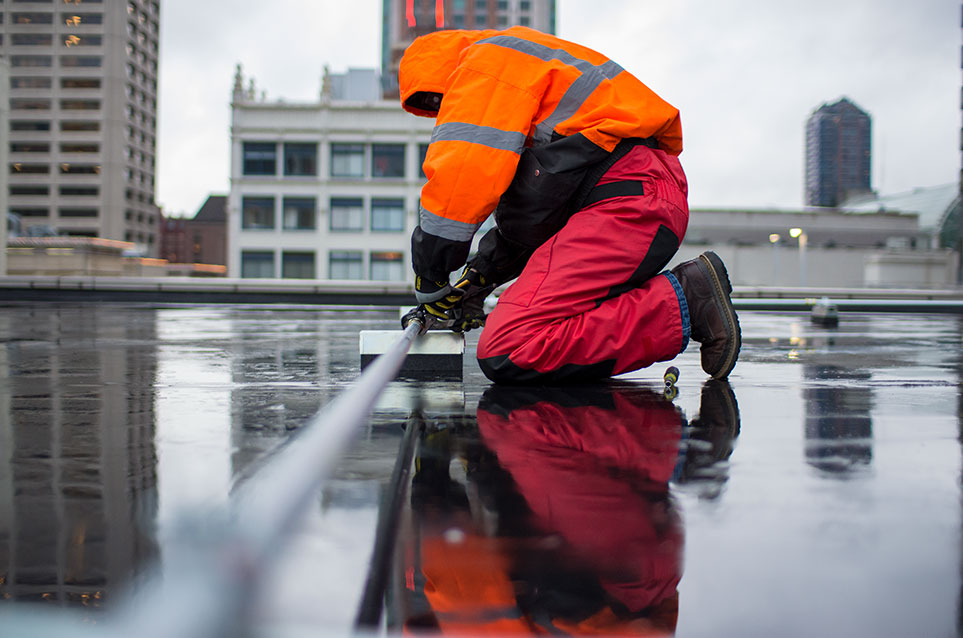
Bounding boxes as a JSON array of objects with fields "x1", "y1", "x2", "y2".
[
  {"x1": 769, "y1": 233, "x2": 781, "y2": 285},
  {"x1": 789, "y1": 227, "x2": 807, "y2": 287}
]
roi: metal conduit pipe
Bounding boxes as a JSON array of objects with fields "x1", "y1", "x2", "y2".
[{"x1": 115, "y1": 320, "x2": 425, "y2": 638}]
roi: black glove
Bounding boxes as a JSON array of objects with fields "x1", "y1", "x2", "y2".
[
  {"x1": 413, "y1": 275, "x2": 461, "y2": 322},
  {"x1": 404, "y1": 269, "x2": 495, "y2": 333},
  {"x1": 448, "y1": 267, "x2": 495, "y2": 333}
]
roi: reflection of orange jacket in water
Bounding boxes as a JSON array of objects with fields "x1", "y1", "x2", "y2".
[{"x1": 409, "y1": 386, "x2": 683, "y2": 635}]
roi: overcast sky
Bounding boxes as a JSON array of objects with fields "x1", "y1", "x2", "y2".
[{"x1": 156, "y1": 0, "x2": 960, "y2": 215}]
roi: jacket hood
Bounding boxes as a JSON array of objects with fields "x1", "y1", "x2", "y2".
[{"x1": 399, "y1": 29, "x2": 492, "y2": 117}]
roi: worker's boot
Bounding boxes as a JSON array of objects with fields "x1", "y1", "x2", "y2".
[
  {"x1": 676, "y1": 380, "x2": 740, "y2": 499},
  {"x1": 670, "y1": 251, "x2": 741, "y2": 379}
]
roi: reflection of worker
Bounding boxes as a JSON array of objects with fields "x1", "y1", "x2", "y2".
[
  {"x1": 399, "y1": 384, "x2": 712, "y2": 635},
  {"x1": 399, "y1": 26, "x2": 740, "y2": 383}
]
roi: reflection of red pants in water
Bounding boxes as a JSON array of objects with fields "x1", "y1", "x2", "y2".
[
  {"x1": 477, "y1": 145, "x2": 690, "y2": 384},
  {"x1": 476, "y1": 388, "x2": 684, "y2": 618}
]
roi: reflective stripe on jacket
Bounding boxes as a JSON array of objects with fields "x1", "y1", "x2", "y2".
[{"x1": 399, "y1": 26, "x2": 683, "y2": 280}]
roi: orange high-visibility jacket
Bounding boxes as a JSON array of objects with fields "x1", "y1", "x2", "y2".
[{"x1": 400, "y1": 26, "x2": 683, "y2": 281}]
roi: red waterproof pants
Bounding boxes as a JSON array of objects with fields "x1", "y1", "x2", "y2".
[{"x1": 477, "y1": 145, "x2": 691, "y2": 383}]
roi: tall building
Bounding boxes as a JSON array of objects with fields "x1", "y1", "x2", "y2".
[
  {"x1": 805, "y1": 97, "x2": 872, "y2": 208},
  {"x1": 1, "y1": 1, "x2": 161, "y2": 255},
  {"x1": 381, "y1": 0, "x2": 556, "y2": 98},
  {"x1": 1, "y1": 54, "x2": 9, "y2": 275}
]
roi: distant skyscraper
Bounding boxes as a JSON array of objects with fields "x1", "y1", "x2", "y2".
[
  {"x1": 1, "y1": 1, "x2": 161, "y2": 254},
  {"x1": 805, "y1": 97, "x2": 872, "y2": 208},
  {"x1": 381, "y1": 0, "x2": 556, "y2": 98}
]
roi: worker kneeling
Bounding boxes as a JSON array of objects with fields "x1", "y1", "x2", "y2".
[{"x1": 400, "y1": 26, "x2": 740, "y2": 384}]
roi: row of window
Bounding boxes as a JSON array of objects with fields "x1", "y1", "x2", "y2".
[
  {"x1": 242, "y1": 141, "x2": 427, "y2": 180},
  {"x1": 8, "y1": 55, "x2": 103, "y2": 67},
  {"x1": 124, "y1": 209, "x2": 156, "y2": 224},
  {"x1": 9, "y1": 184, "x2": 99, "y2": 196},
  {"x1": 2, "y1": 11, "x2": 103, "y2": 25},
  {"x1": 126, "y1": 104, "x2": 156, "y2": 128},
  {"x1": 11, "y1": 119, "x2": 100, "y2": 131},
  {"x1": 241, "y1": 196, "x2": 407, "y2": 232},
  {"x1": 449, "y1": 0, "x2": 532, "y2": 10},
  {"x1": 126, "y1": 61, "x2": 156, "y2": 89},
  {"x1": 9, "y1": 206, "x2": 98, "y2": 217},
  {"x1": 124, "y1": 165, "x2": 153, "y2": 188},
  {"x1": 10, "y1": 76, "x2": 101, "y2": 89},
  {"x1": 10, "y1": 162, "x2": 100, "y2": 174},
  {"x1": 240, "y1": 250, "x2": 406, "y2": 281},
  {"x1": 125, "y1": 230, "x2": 155, "y2": 245},
  {"x1": 10, "y1": 141, "x2": 99, "y2": 152},
  {"x1": 6, "y1": 0, "x2": 104, "y2": 4},
  {"x1": 448, "y1": 13, "x2": 531, "y2": 28},
  {"x1": 125, "y1": 188, "x2": 153, "y2": 205},
  {"x1": 10, "y1": 97, "x2": 99, "y2": 110},
  {"x1": 5, "y1": 33, "x2": 102, "y2": 46}
]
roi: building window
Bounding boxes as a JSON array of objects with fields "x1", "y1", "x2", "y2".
[
  {"x1": 60, "y1": 185, "x2": 99, "y2": 196},
  {"x1": 10, "y1": 98, "x2": 50, "y2": 110},
  {"x1": 418, "y1": 143, "x2": 429, "y2": 178},
  {"x1": 370, "y1": 198, "x2": 405, "y2": 232},
  {"x1": 330, "y1": 197, "x2": 364, "y2": 231},
  {"x1": 282, "y1": 252, "x2": 316, "y2": 279},
  {"x1": 11, "y1": 76, "x2": 52, "y2": 88},
  {"x1": 59, "y1": 163, "x2": 100, "y2": 174},
  {"x1": 65, "y1": 13, "x2": 104, "y2": 25},
  {"x1": 519, "y1": 15, "x2": 530, "y2": 26},
  {"x1": 519, "y1": 0, "x2": 530, "y2": 8},
  {"x1": 10, "y1": 163, "x2": 49, "y2": 174},
  {"x1": 242, "y1": 141, "x2": 276, "y2": 176},
  {"x1": 60, "y1": 143, "x2": 99, "y2": 153},
  {"x1": 331, "y1": 143, "x2": 364, "y2": 178},
  {"x1": 61, "y1": 77, "x2": 100, "y2": 89},
  {"x1": 241, "y1": 251, "x2": 275, "y2": 278},
  {"x1": 241, "y1": 196, "x2": 275, "y2": 229},
  {"x1": 283, "y1": 142, "x2": 317, "y2": 176},
  {"x1": 11, "y1": 120, "x2": 51, "y2": 131},
  {"x1": 63, "y1": 34, "x2": 102, "y2": 47},
  {"x1": 60, "y1": 99, "x2": 100, "y2": 110},
  {"x1": 13, "y1": 12, "x2": 54, "y2": 24},
  {"x1": 10, "y1": 142, "x2": 50, "y2": 153},
  {"x1": 10, "y1": 207, "x2": 49, "y2": 217},
  {"x1": 61, "y1": 120, "x2": 99, "y2": 131},
  {"x1": 371, "y1": 143, "x2": 405, "y2": 178},
  {"x1": 329, "y1": 251, "x2": 363, "y2": 280},
  {"x1": 370, "y1": 251, "x2": 405, "y2": 281},
  {"x1": 282, "y1": 197, "x2": 316, "y2": 230},
  {"x1": 12, "y1": 33, "x2": 52, "y2": 46},
  {"x1": 10, "y1": 55, "x2": 52, "y2": 67},
  {"x1": 10, "y1": 185, "x2": 49, "y2": 196},
  {"x1": 58, "y1": 207, "x2": 99, "y2": 217},
  {"x1": 497, "y1": 0, "x2": 508, "y2": 9},
  {"x1": 60, "y1": 56, "x2": 103, "y2": 68}
]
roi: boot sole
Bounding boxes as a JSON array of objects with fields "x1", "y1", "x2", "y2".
[{"x1": 698, "y1": 252, "x2": 741, "y2": 379}]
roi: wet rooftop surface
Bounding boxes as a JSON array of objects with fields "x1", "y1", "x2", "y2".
[{"x1": 0, "y1": 303, "x2": 961, "y2": 637}]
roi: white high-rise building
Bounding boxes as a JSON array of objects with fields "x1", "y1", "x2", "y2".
[
  {"x1": 1, "y1": 1, "x2": 161, "y2": 254},
  {"x1": 228, "y1": 67, "x2": 435, "y2": 280}
]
